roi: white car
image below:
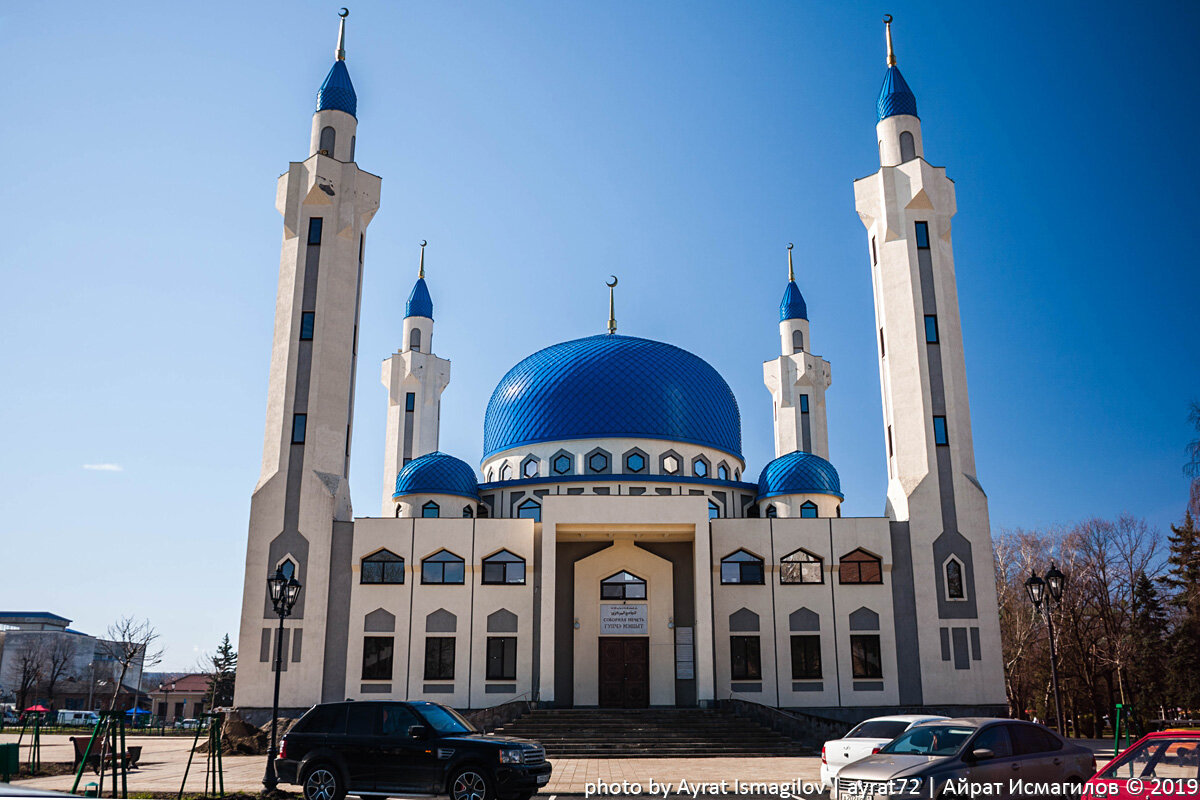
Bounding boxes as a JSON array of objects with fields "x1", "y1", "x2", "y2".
[{"x1": 820, "y1": 714, "x2": 948, "y2": 789}]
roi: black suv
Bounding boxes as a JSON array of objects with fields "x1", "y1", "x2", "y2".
[{"x1": 275, "y1": 700, "x2": 551, "y2": 800}]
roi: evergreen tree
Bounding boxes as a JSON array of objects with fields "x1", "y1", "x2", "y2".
[
  {"x1": 1128, "y1": 572, "x2": 1170, "y2": 719},
  {"x1": 1164, "y1": 513, "x2": 1200, "y2": 712},
  {"x1": 206, "y1": 634, "x2": 238, "y2": 708}
]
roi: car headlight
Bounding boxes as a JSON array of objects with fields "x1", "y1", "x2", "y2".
[{"x1": 499, "y1": 748, "x2": 523, "y2": 764}]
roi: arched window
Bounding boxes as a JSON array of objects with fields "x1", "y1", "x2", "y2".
[
  {"x1": 361, "y1": 550, "x2": 404, "y2": 584},
  {"x1": 349, "y1": 135, "x2": 356, "y2": 161},
  {"x1": 899, "y1": 131, "x2": 916, "y2": 163},
  {"x1": 765, "y1": 504, "x2": 778, "y2": 519},
  {"x1": 792, "y1": 329, "x2": 804, "y2": 353},
  {"x1": 601, "y1": 571, "x2": 646, "y2": 600},
  {"x1": 319, "y1": 126, "x2": 336, "y2": 155},
  {"x1": 780, "y1": 548, "x2": 823, "y2": 585},
  {"x1": 839, "y1": 549, "x2": 883, "y2": 585},
  {"x1": 421, "y1": 550, "x2": 465, "y2": 584},
  {"x1": 517, "y1": 498, "x2": 541, "y2": 522},
  {"x1": 462, "y1": 504, "x2": 474, "y2": 518},
  {"x1": 421, "y1": 501, "x2": 440, "y2": 518},
  {"x1": 708, "y1": 500, "x2": 721, "y2": 519},
  {"x1": 410, "y1": 327, "x2": 422, "y2": 352},
  {"x1": 800, "y1": 501, "x2": 819, "y2": 518},
  {"x1": 721, "y1": 549, "x2": 765, "y2": 585},
  {"x1": 945, "y1": 557, "x2": 966, "y2": 600},
  {"x1": 481, "y1": 549, "x2": 526, "y2": 585}
]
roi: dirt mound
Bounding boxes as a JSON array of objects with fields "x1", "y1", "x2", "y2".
[{"x1": 194, "y1": 712, "x2": 299, "y2": 755}]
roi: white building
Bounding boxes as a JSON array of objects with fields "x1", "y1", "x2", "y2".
[{"x1": 235, "y1": 15, "x2": 1006, "y2": 719}]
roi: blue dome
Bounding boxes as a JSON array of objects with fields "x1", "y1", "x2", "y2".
[
  {"x1": 780, "y1": 281, "x2": 808, "y2": 321},
  {"x1": 393, "y1": 452, "x2": 479, "y2": 500},
  {"x1": 757, "y1": 451, "x2": 843, "y2": 500},
  {"x1": 483, "y1": 334, "x2": 742, "y2": 459},
  {"x1": 877, "y1": 65, "x2": 917, "y2": 121},
  {"x1": 316, "y1": 60, "x2": 357, "y2": 118},
  {"x1": 406, "y1": 278, "x2": 434, "y2": 319}
]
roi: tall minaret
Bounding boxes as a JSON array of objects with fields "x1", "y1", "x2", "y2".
[
  {"x1": 380, "y1": 242, "x2": 451, "y2": 514},
  {"x1": 235, "y1": 11, "x2": 381, "y2": 711},
  {"x1": 763, "y1": 244, "x2": 832, "y2": 459},
  {"x1": 853, "y1": 16, "x2": 1005, "y2": 705}
]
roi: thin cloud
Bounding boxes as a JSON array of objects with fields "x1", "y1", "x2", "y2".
[{"x1": 83, "y1": 463, "x2": 124, "y2": 472}]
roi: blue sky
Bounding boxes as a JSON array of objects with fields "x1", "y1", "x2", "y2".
[{"x1": 2, "y1": 1, "x2": 1197, "y2": 670}]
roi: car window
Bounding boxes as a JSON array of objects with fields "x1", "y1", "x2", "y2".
[
  {"x1": 971, "y1": 726, "x2": 1013, "y2": 758},
  {"x1": 415, "y1": 703, "x2": 477, "y2": 734},
  {"x1": 879, "y1": 725, "x2": 976, "y2": 756},
  {"x1": 846, "y1": 721, "x2": 910, "y2": 740},
  {"x1": 1010, "y1": 724, "x2": 1063, "y2": 756},
  {"x1": 1100, "y1": 738, "x2": 1200, "y2": 780},
  {"x1": 346, "y1": 703, "x2": 379, "y2": 736},
  {"x1": 295, "y1": 704, "x2": 346, "y2": 734},
  {"x1": 381, "y1": 705, "x2": 421, "y2": 736}
]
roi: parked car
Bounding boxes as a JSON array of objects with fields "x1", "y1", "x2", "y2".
[
  {"x1": 275, "y1": 700, "x2": 552, "y2": 800},
  {"x1": 821, "y1": 714, "x2": 948, "y2": 788},
  {"x1": 832, "y1": 718, "x2": 1094, "y2": 799},
  {"x1": 1084, "y1": 729, "x2": 1200, "y2": 798},
  {"x1": 179, "y1": 718, "x2": 202, "y2": 730},
  {"x1": 56, "y1": 710, "x2": 99, "y2": 727}
]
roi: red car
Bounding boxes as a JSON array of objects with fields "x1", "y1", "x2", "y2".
[{"x1": 1085, "y1": 729, "x2": 1200, "y2": 798}]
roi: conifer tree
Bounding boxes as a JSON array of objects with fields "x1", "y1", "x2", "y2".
[
  {"x1": 206, "y1": 634, "x2": 238, "y2": 708},
  {"x1": 1164, "y1": 512, "x2": 1200, "y2": 712},
  {"x1": 1129, "y1": 572, "x2": 1170, "y2": 719}
]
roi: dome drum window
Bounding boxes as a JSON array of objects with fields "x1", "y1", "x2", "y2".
[
  {"x1": 585, "y1": 448, "x2": 611, "y2": 475},
  {"x1": 800, "y1": 501, "x2": 819, "y2": 518},
  {"x1": 421, "y1": 501, "x2": 440, "y2": 518},
  {"x1": 661, "y1": 452, "x2": 681, "y2": 475},
  {"x1": 721, "y1": 550, "x2": 765, "y2": 585},
  {"x1": 601, "y1": 571, "x2": 646, "y2": 600},
  {"x1": 551, "y1": 451, "x2": 574, "y2": 475},
  {"x1": 693, "y1": 456, "x2": 710, "y2": 478},
  {"x1": 521, "y1": 456, "x2": 540, "y2": 479},
  {"x1": 500, "y1": 463, "x2": 513, "y2": 481},
  {"x1": 623, "y1": 448, "x2": 647, "y2": 474},
  {"x1": 717, "y1": 462, "x2": 729, "y2": 481}
]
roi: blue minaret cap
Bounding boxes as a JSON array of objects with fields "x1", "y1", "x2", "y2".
[
  {"x1": 877, "y1": 66, "x2": 917, "y2": 121},
  {"x1": 405, "y1": 241, "x2": 434, "y2": 319},
  {"x1": 315, "y1": 11, "x2": 357, "y2": 118},
  {"x1": 780, "y1": 281, "x2": 808, "y2": 322}
]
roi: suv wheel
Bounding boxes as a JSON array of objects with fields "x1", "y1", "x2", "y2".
[
  {"x1": 450, "y1": 766, "x2": 495, "y2": 800},
  {"x1": 302, "y1": 764, "x2": 345, "y2": 800}
]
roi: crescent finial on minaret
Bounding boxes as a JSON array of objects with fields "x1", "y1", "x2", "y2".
[
  {"x1": 606, "y1": 276, "x2": 618, "y2": 335},
  {"x1": 336, "y1": 8, "x2": 349, "y2": 61},
  {"x1": 419, "y1": 240, "x2": 427, "y2": 279},
  {"x1": 787, "y1": 242, "x2": 795, "y2": 282},
  {"x1": 883, "y1": 14, "x2": 896, "y2": 67}
]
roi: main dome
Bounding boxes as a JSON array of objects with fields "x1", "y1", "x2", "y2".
[{"x1": 483, "y1": 334, "x2": 742, "y2": 460}]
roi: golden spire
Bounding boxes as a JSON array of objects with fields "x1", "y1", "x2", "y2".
[
  {"x1": 606, "y1": 276, "x2": 618, "y2": 335},
  {"x1": 336, "y1": 8, "x2": 349, "y2": 61},
  {"x1": 418, "y1": 240, "x2": 426, "y2": 279},
  {"x1": 787, "y1": 242, "x2": 795, "y2": 282},
  {"x1": 883, "y1": 14, "x2": 896, "y2": 67}
]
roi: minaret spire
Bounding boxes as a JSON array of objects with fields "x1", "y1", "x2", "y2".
[
  {"x1": 606, "y1": 276, "x2": 618, "y2": 335},
  {"x1": 787, "y1": 242, "x2": 795, "y2": 282},
  {"x1": 418, "y1": 239, "x2": 426, "y2": 279},
  {"x1": 336, "y1": 8, "x2": 349, "y2": 61},
  {"x1": 884, "y1": 13, "x2": 896, "y2": 67}
]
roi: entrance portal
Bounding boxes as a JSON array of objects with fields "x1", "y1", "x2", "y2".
[{"x1": 598, "y1": 637, "x2": 649, "y2": 708}]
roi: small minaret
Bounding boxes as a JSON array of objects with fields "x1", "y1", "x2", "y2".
[
  {"x1": 381, "y1": 241, "x2": 451, "y2": 515},
  {"x1": 236, "y1": 9, "x2": 381, "y2": 711},
  {"x1": 853, "y1": 15, "x2": 1004, "y2": 706},
  {"x1": 763, "y1": 244, "x2": 832, "y2": 459}
]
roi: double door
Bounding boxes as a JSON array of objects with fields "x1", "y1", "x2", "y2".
[{"x1": 598, "y1": 637, "x2": 649, "y2": 708}]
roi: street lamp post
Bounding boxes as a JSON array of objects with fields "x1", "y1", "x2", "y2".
[
  {"x1": 159, "y1": 682, "x2": 175, "y2": 730},
  {"x1": 262, "y1": 567, "x2": 302, "y2": 792},
  {"x1": 1026, "y1": 563, "x2": 1067, "y2": 736}
]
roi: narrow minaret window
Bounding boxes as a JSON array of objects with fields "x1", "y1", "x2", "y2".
[
  {"x1": 410, "y1": 327, "x2": 422, "y2": 352},
  {"x1": 299, "y1": 312, "x2": 315, "y2": 341},
  {"x1": 899, "y1": 131, "x2": 916, "y2": 162},
  {"x1": 319, "y1": 126, "x2": 336, "y2": 155},
  {"x1": 291, "y1": 414, "x2": 307, "y2": 444},
  {"x1": 307, "y1": 218, "x2": 323, "y2": 245},
  {"x1": 792, "y1": 329, "x2": 803, "y2": 353}
]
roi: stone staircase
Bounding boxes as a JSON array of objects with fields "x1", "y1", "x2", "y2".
[{"x1": 490, "y1": 707, "x2": 811, "y2": 758}]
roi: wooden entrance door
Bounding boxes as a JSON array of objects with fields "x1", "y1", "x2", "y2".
[{"x1": 598, "y1": 637, "x2": 650, "y2": 708}]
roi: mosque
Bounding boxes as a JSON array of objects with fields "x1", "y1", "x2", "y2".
[{"x1": 234, "y1": 12, "x2": 1006, "y2": 718}]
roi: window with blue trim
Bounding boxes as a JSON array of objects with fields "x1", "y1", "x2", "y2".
[
  {"x1": 422, "y1": 501, "x2": 440, "y2": 518},
  {"x1": 307, "y1": 217, "x2": 323, "y2": 245},
  {"x1": 933, "y1": 416, "x2": 949, "y2": 446},
  {"x1": 300, "y1": 312, "x2": 315, "y2": 340},
  {"x1": 421, "y1": 550, "x2": 464, "y2": 584},
  {"x1": 517, "y1": 499, "x2": 541, "y2": 522},
  {"x1": 800, "y1": 501, "x2": 818, "y2": 519},
  {"x1": 914, "y1": 221, "x2": 929, "y2": 249},
  {"x1": 291, "y1": 414, "x2": 307, "y2": 444},
  {"x1": 925, "y1": 315, "x2": 939, "y2": 343}
]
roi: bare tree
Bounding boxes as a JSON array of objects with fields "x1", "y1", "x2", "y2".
[
  {"x1": 14, "y1": 638, "x2": 46, "y2": 711},
  {"x1": 97, "y1": 616, "x2": 164, "y2": 712},
  {"x1": 42, "y1": 636, "x2": 80, "y2": 710}
]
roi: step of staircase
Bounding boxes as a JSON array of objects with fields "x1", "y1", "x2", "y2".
[{"x1": 491, "y1": 708, "x2": 811, "y2": 759}]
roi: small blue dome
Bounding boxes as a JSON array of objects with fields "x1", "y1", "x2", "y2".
[
  {"x1": 877, "y1": 65, "x2": 917, "y2": 121},
  {"x1": 393, "y1": 452, "x2": 479, "y2": 500},
  {"x1": 483, "y1": 334, "x2": 742, "y2": 459},
  {"x1": 316, "y1": 60, "x2": 357, "y2": 118},
  {"x1": 780, "y1": 281, "x2": 808, "y2": 322},
  {"x1": 406, "y1": 278, "x2": 434, "y2": 319},
  {"x1": 757, "y1": 451, "x2": 843, "y2": 500}
]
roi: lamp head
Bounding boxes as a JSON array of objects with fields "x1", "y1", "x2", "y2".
[
  {"x1": 1045, "y1": 563, "x2": 1066, "y2": 602},
  {"x1": 1025, "y1": 571, "x2": 1046, "y2": 607},
  {"x1": 283, "y1": 576, "x2": 303, "y2": 614},
  {"x1": 267, "y1": 567, "x2": 286, "y2": 607}
]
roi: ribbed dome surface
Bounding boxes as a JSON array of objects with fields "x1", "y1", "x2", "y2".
[
  {"x1": 780, "y1": 281, "x2": 808, "y2": 322},
  {"x1": 406, "y1": 278, "x2": 434, "y2": 319},
  {"x1": 483, "y1": 335, "x2": 742, "y2": 459},
  {"x1": 316, "y1": 60, "x2": 357, "y2": 117},
  {"x1": 757, "y1": 451, "x2": 843, "y2": 500},
  {"x1": 393, "y1": 452, "x2": 479, "y2": 500},
  {"x1": 877, "y1": 65, "x2": 918, "y2": 121}
]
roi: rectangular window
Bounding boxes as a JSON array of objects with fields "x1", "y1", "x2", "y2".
[
  {"x1": 300, "y1": 311, "x2": 315, "y2": 340},
  {"x1": 879, "y1": 328, "x2": 885, "y2": 357},
  {"x1": 307, "y1": 217, "x2": 324, "y2": 245},
  {"x1": 361, "y1": 636, "x2": 394, "y2": 680},
  {"x1": 850, "y1": 635, "x2": 883, "y2": 679},
  {"x1": 730, "y1": 635, "x2": 762, "y2": 680},
  {"x1": 424, "y1": 637, "x2": 456, "y2": 680},
  {"x1": 291, "y1": 413, "x2": 307, "y2": 444},
  {"x1": 933, "y1": 415, "x2": 949, "y2": 446},
  {"x1": 925, "y1": 315, "x2": 939, "y2": 343},
  {"x1": 871, "y1": 236, "x2": 877, "y2": 266},
  {"x1": 914, "y1": 221, "x2": 930, "y2": 249},
  {"x1": 405, "y1": 392, "x2": 415, "y2": 412},
  {"x1": 485, "y1": 637, "x2": 518, "y2": 680},
  {"x1": 799, "y1": 395, "x2": 809, "y2": 414},
  {"x1": 790, "y1": 635, "x2": 822, "y2": 680}
]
